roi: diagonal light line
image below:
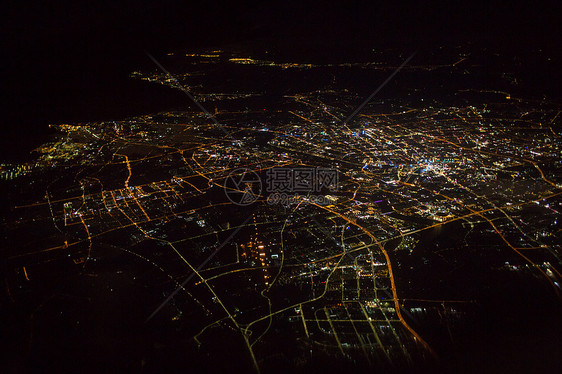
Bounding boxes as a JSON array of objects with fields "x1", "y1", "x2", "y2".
[
  {"x1": 343, "y1": 51, "x2": 416, "y2": 126},
  {"x1": 145, "y1": 51, "x2": 236, "y2": 141},
  {"x1": 310, "y1": 214, "x2": 340, "y2": 247},
  {"x1": 373, "y1": 276, "x2": 416, "y2": 322},
  {"x1": 145, "y1": 214, "x2": 253, "y2": 323}
]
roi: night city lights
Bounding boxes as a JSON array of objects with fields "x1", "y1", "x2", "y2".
[{"x1": 2, "y1": 2, "x2": 561, "y2": 373}]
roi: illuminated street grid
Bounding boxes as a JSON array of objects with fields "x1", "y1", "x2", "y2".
[{"x1": 2, "y1": 48, "x2": 561, "y2": 372}]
